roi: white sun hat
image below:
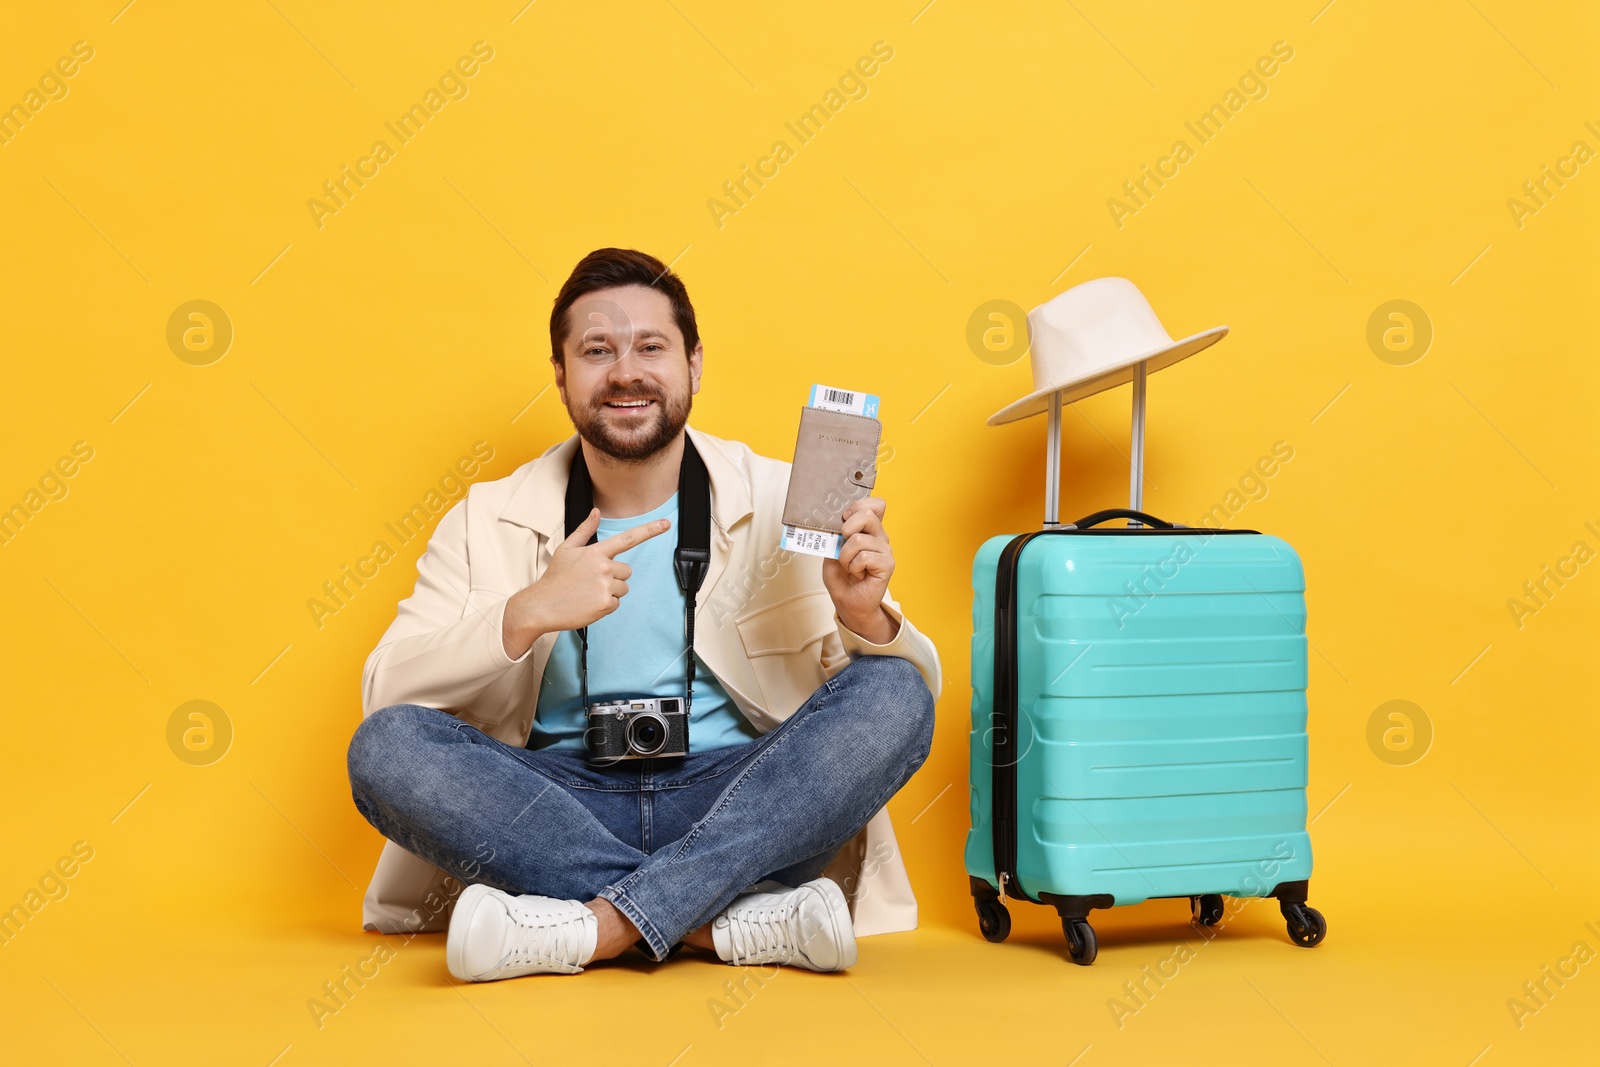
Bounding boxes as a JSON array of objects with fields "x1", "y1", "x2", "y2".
[{"x1": 986, "y1": 276, "x2": 1228, "y2": 426}]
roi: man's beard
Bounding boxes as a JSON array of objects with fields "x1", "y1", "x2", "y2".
[{"x1": 570, "y1": 383, "x2": 693, "y2": 463}]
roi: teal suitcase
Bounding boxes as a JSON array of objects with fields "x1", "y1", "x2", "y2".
[{"x1": 965, "y1": 506, "x2": 1326, "y2": 964}]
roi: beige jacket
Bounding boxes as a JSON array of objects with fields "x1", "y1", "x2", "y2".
[{"x1": 357, "y1": 423, "x2": 943, "y2": 938}]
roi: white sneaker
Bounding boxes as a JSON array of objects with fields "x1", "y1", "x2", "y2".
[
  {"x1": 711, "y1": 876, "x2": 857, "y2": 971},
  {"x1": 446, "y1": 884, "x2": 598, "y2": 981}
]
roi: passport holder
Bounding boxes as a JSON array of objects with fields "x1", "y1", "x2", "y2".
[{"x1": 782, "y1": 406, "x2": 882, "y2": 534}]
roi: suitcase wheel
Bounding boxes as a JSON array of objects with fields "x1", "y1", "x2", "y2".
[
  {"x1": 1063, "y1": 918, "x2": 1097, "y2": 965},
  {"x1": 1190, "y1": 894, "x2": 1225, "y2": 926},
  {"x1": 1280, "y1": 901, "x2": 1327, "y2": 947},
  {"x1": 975, "y1": 898, "x2": 1011, "y2": 943}
]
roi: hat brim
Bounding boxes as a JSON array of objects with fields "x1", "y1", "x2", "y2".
[{"x1": 985, "y1": 325, "x2": 1228, "y2": 426}]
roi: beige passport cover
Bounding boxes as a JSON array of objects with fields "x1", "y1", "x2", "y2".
[{"x1": 782, "y1": 406, "x2": 882, "y2": 534}]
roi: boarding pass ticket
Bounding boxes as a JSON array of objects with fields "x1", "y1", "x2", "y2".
[{"x1": 781, "y1": 383, "x2": 881, "y2": 559}]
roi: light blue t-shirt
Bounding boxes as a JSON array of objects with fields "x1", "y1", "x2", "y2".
[{"x1": 528, "y1": 491, "x2": 762, "y2": 753}]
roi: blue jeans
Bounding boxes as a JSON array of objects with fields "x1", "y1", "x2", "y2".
[{"x1": 347, "y1": 655, "x2": 935, "y2": 961}]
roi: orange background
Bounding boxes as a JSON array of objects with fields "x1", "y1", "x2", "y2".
[{"x1": 1, "y1": 1, "x2": 1595, "y2": 1063}]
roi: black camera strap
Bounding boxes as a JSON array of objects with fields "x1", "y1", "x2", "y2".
[{"x1": 561, "y1": 434, "x2": 712, "y2": 720}]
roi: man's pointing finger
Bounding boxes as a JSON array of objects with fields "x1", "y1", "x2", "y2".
[
  {"x1": 595, "y1": 517, "x2": 671, "y2": 557},
  {"x1": 559, "y1": 507, "x2": 602, "y2": 548}
]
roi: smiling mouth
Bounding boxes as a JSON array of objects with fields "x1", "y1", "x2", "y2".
[{"x1": 603, "y1": 398, "x2": 655, "y2": 411}]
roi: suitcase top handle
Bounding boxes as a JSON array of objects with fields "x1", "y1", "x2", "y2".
[{"x1": 1065, "y1": 508, "x2": 1183, "y2": 530}]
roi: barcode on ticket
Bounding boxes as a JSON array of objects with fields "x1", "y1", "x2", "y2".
[
  {"x1": 808, "y1": 383, "x2": 880, "y2": 419},
  {"x1": 781, "y1": 524, "x2": 842, "y2": 559}
]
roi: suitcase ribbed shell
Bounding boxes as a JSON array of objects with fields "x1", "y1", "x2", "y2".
[{"x1": 965, "y1": 528, "x2": 1314, "y2": 904}]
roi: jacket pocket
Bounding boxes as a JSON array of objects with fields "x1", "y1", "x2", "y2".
[
  {"x1": 735, "y1": 590, "x2": 838, "y2": 656},
  {"x1": 735, "y1": 591, "x2": 837, "y2": 715}
]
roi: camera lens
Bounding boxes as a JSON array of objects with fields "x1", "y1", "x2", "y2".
[{"x1": 628, "y1": 713, "x2": 668, "y2": 756}]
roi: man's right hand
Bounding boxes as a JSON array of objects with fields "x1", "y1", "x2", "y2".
[{"x1": 501, "y1": 506, "x2": 672, "y2": 659}]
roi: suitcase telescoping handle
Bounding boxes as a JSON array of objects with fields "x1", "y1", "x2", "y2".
[
  {"x1": 1043, "y1": 362, "x2": 1152, "y2": 531},
  {"x1": 1065, "y1": 507, "x2": 1182, "y2": 530}
]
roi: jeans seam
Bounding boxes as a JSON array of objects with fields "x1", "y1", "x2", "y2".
[
  {"x1": 598, "y1": 886, "x2": 668, "y2": 960},
  {"x1": 641, "y1": 789, "x2": 651, "y2": 854},
  {"x1": 605, "y1": 735, "x2": 795, "y2": 957},
  {"x1": 631, "y1": 674, "x2": 925, "y2": 937},
  {"x1": 661, "y1": 685, "x2": 827, "y2": 864},
  {"x1": 799, "y1": 718, "x2": 932, "y2": 900},
  {"x1": 474, "y1": 732, "x2": 643, "y2": 793},
  {"x1": 602, "y1": 691, "x2": 824, "y2": 923},
  {"x1": 601, "y1": 661, "x2": 923, "y2": 958},
  {"x1": 656, "y1": 756, "x2": 747, "y2": 788}
]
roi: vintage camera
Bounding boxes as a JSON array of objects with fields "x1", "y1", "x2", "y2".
[{"x1": 584, "y1": 697, "x2": 688, "y2": 761}]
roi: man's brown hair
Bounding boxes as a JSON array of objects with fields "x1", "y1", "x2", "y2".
[{"x1": 548, "y1": 248, "x2": 700, "y2": 365}]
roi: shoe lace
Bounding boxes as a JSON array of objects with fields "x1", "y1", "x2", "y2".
[
  {"x1": 506, "y1": 904, "x2": 589, "y2": 972},
  {"x1": 726, "y1": 901, "x2": 809, "y2": 967}
]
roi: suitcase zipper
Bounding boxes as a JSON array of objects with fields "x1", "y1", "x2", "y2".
[{"x1": 990, "y1": 530, "x2": 1042, "y2": 904}]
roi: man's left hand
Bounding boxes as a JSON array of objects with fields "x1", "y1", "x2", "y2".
[{"x1": 822, "y1": 496, "x2": 898, "y2": 643}]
